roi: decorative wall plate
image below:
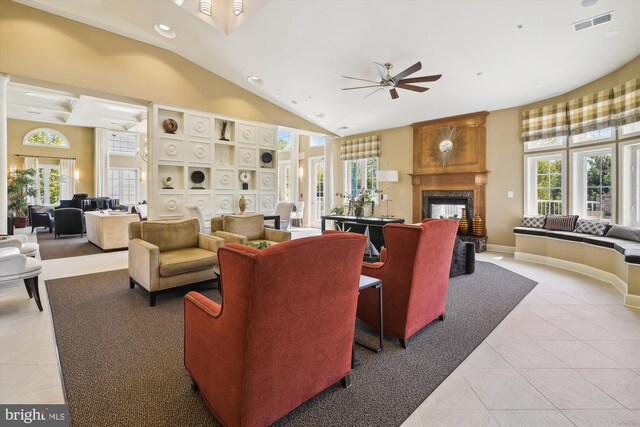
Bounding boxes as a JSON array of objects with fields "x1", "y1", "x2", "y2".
[
  {"x1": 163, "y1": 118, "x2": 178, "y2": 134},
  {"x1": 191, "y1": 171, "x2": 205, "y2": 189},
  {"x1": 261, "y1": 152, "x2": 273, "y2": 165}
]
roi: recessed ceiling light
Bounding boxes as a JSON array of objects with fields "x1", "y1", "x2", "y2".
[
  {"x1": 312, "y1": 112, "x2": 325, "y2": 118},
  {"x1": 291, "y1": 100, "x2": 298, "y2": 105},
  {"x1": 247, "y1": 76, "x2": 263, "y2": 85},
  {"x1": 606, "y1": 30, "x2": 619, "y2": 37},
  {"x1": 580, "y1": 0, "x2": 598, "y2": 7},
  {"x1": 338, "y1": 126, "x2": 348, "y2": 130},
  {"x1": 476, "y1": 72, "x2": 485, "y2": 77},
  {"x1": 154, "y1": 23, "x2": 176, "y2": 39},
  {"x1": 173, "y1": 0, "x2": 184, "y2": 5},
  {"x1": 535, "y1": 83, "x2": 544, "y2": 88},
  {"x1": 516, "y1": 24, "x2": 524, "y2": 29},
  {"x1": 27, "y1": 109, "x2": 41, "y2": 114},
  {"x1": 25, "y1": 92, "x2": 35, "y2": 96}
]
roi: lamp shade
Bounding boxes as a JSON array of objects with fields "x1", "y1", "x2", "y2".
[{"x1": 376, "y1": 170, "x2": 399, "y2": 182}]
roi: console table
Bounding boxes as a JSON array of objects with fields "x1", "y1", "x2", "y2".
[{"x1": 321, "y1": 215, "x2": 405, "y2": 252}]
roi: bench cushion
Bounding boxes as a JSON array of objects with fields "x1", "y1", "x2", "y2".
[
  {"x1": 545, "y1": 231, "x2": 589, "y2": 242},
  {"x1": 513, "y1": 226, "x2": 547, "y2": 236},
  {"x1": 582, "y1": 235, "x2": 621, "y2": 248},
  {"x1": 625, "y1": 249, "x2": 640, "y2": 264},
  {"x1": 159, "y1": 248, "x2": 217, "y2": 277}
]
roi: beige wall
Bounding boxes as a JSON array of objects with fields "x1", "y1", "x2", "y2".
[
  {"x1": 0, "y1": 1, "x2": 328, "y2": 134},
  {"x1": 334, "y1": 126, "x2": 414, "y2": 221},
  {"x1": 336, "y1": 55, "x2": 640, "y2": 247},
  {"x1": 7, "y1": 119, "x2": 95, "y2": 195}
]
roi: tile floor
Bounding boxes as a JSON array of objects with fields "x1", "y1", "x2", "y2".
[{"x1": 2, "y1": 229, "x2": 640, "y2": 426}]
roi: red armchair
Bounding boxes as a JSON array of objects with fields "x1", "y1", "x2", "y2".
[
  {"x1": 357, "y1": 219, "x2": 458, "y2": 348},
  {"x1": 184, "y1": 232, "x2": 366, "y2": 427}
]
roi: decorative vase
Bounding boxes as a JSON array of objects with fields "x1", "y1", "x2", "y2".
[
  {"x1": 13, "y1": 217, "x2": 28, "y2": 229},
  {"x1": 239, "y1": 195, "x2": 246, "y2": 215},
  {"x1": 162, "y1": 118, "x2": 178, "y2": 134},
  {"x1": 473, "y1": 213, "x2": 484, "y2": 237},
  {"x1": 458, "y1": 208, "x2": 469, "y2": 235},
  {"x1": 354, "y1": 206, "x2": 364, "y2": 217}
]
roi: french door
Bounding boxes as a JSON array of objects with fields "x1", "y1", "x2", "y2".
[{"x1": 309, "y1": 156, "x2": 325, "y2": 228}]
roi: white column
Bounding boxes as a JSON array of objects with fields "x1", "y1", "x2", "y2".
[
  {"x1": 0, "y1": 74, "x2": 9, "y2": 235},
  {"x1": 324, "y1": 137, "x2": 335, "y2": 216}
]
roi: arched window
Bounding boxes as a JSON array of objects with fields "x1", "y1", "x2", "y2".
[{"x1": 23, "y1": 128, "x2": 70, "y2": 149}]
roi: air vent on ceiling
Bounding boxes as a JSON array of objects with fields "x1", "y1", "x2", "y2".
[{"x1": 573, "y1": 11, "x2": 613, "y2": 32}]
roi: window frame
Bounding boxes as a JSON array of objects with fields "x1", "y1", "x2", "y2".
[
  {"x1": 619, "y1": 139, "x2": 640, "y2": 226},
  {"x1": 38, "y1": 165, "x2": 61, "y2": 206},
  {"x1": 524, "y1": 151, "x2": 567, "y2": 216},
  {"x1": 342, "y1": 157, "x2": 380, "y2": 205},
  {"x1": 569, "y1": 143, "x2": 616, "y2": 222},
  {"x1": 310, "y1": 135, "x2": 326, "y2": 147},
  {"x1": 23, "y1": 128, "x2": 70, "y2": 149}
]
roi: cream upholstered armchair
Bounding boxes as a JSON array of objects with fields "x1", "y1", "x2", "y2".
[
  {"x1": 211, "y1": 213, "x2": 291, "y2": 246},
  {"x1": 128, "y1": 218, "x2": 224, "y2": 306}
]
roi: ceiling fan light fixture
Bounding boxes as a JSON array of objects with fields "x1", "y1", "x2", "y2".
[
  {"x1": 233, "y1": 0, "x2": 243, "y2": 16},
  {"x1": 199, "y1": 0, "x2": 212, "y2": 16}
]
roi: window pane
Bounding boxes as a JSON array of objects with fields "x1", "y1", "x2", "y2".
[
  {"x1": 584, "y1": 153, "x2": 612, "y2": 220},
  {"x1": 108, "y1": 132, "x2": 139, "y2": 155},
  {"x1": 311, "y1": 136, "x2": 325, "y2": 146},
  {"x1": 48, "y1": 169, "x2": 60, "y2": 204},
  {"x1": 278, "y1": 131, "x2": 292, "y2": 151},
  {"x1": 534, "y1": 157, "x2": 563, "y2": 215}
]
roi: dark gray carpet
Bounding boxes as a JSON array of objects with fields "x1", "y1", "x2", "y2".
[
  {"x1": 46, "y1": 261, "x2": 537, "y2": 427},
  {"x1": 36, "y1": 230, "x2": 104, "y2": 260}
]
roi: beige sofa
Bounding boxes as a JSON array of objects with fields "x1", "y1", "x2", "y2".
[
  {"x1": 85, "y1": 211, "x2": 139, "y2": 250},
  {"x1": 128, "y1": 218, "x2": 224, "y2": 306},
  {"x1": 211, "y1": 213, "x2": 291, "y2": 246}
]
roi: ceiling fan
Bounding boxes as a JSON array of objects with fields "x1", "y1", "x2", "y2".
[{"x1": 342, "y1": 61, "x2": 442, "y2": 99}]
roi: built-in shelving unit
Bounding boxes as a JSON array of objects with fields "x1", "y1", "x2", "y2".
[{"x1": 148, "y1": 103, "x2": 278, "y2": 220}]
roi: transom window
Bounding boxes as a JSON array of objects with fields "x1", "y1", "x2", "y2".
[
  {"x1": 524, "y1": 136, "x2": 567, "y2": 152},
  {"x1": 278, "y1": 130, "x2": 292, "y2": 152},
  {"x1": 570, "y1": 127, "x2": 615, "y2": 146},
  {"x1": 23, "y1": 128, "x2": 69, "y2": 149},
  {"x1": 108, "y1": 131, "x2": 139, "y2": 156},
  {"x1": 310, "y1": 136, "x2": 326, "y2": 147}
]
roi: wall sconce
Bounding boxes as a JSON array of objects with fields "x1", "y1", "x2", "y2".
[
  {"x1": 298, "y1": 166, "x2": 304, "y2": 179},
  {"x1": 74, "y1": 169, "x2": 80, "y2": 182},
  {"x1": 199, "y1": 0, "x2": 212, "y2": 15},
  {"x1": 233, "y1": 0, "x2": 243, "y2": 15},
  {"x1": 140, "y1": 170, "x2": 147, "y2": 182}
]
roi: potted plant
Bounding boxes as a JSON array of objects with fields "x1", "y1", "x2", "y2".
[
  {"x1": 8, "y1": 168, "x2": 37, "y2": 228},
  {"x1": 336, "y1": 188, "x2": 379, "y2": 217}
]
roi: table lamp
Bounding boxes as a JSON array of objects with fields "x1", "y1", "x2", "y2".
[{"x1": 376, "y1": 168, "x2": 399, "y2": 218}]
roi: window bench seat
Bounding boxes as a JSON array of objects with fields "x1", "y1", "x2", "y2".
[{"x1": 513, "y1": 227, "x2": 640, "y2": 308}]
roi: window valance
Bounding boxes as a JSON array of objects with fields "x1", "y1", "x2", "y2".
[
  {"x1": 521, "y1": 78, "x2": 640, "y2": 143},
  {"x1": 521, "y1": 103, "x2": 569, "y2": 142},
  {"x1": 340, "y1": 135, "x2": 380, "y2": 161},
  {"x1": 568, "y1": 89, "x2": 614, "y2": 135},
  {"x1": 613, "y1": 78, "x2": 640, "y2": 126}
]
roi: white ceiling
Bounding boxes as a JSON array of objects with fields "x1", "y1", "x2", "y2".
[{"x1": 11, "y1": 0, "x2": 640, "y2": 137}]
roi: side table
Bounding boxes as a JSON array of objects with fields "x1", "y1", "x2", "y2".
[{"x1": 353, "y1": 275, "x2": 383, "y2": 368}]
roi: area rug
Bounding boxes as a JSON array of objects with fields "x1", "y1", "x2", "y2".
[
  {"x1": 36, "y1": 230, "x2": 104, "y2": 260},
  {"x1": 46, "y1": 261, "x2": 537, "y2": 427}
]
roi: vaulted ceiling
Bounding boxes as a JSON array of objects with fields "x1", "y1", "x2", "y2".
[{"x1": 10, "y1": 0, "x2": 640, "y2": 136}]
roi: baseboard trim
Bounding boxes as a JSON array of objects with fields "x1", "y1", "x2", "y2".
[
  {"x1": 486, "y1": 244, "x2": 515, "y2": 254},
  {"x1": 514, "y1": 251, "x2": 631, "y2": 299},
  {"x1": 624, "y1": 294, "x2": 640, "y2": 309}
]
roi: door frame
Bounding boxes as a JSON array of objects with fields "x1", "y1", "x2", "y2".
[{"x1": 308, "y1": 155, "x2": 325, "y2": 228}]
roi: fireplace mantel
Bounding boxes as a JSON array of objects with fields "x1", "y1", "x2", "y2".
[{"x1": 411, "y1": 111, "x2": 489, "y2": 223}]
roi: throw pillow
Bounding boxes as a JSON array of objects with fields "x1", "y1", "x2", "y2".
[
  {"x1": 544, "y1": 215, "x2": 579, "y2": 231},
  {"x1": 521, "y1": 215, "x2": 546, "y2": 228},
  {"x1": 574, "y1": 219, "x2": 610, "y2": 236},
  {"x1": 605, "y1": 225, "x2": 640, "y2": 243}
]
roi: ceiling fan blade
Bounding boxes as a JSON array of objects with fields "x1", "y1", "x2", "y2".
[
  {"x1": 374, "y1": 62, "x2": 388, "y2": 80},
  {"x1": 391, "y1": 61, "x2": 422, "y2": 82},
  {"x1": 363, "y1": 88, "x2": 384, "y2": 99},
  {"x1": 342, "y1": 75, "x2": 381, "y2": 84},
  {"x1": 399, "y1": 74, "x2": 442, "y2": 84},
  {"x1": 342, "y1": 85, "x2": 382, "y2": 90},
  {"x1": 396, "y1": 83, "x2": 430, "y2": 93},
  {"x1": 389, "y1": 88, "x2": 399, "y2": 99}
]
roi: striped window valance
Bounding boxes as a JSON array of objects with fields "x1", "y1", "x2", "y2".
[
  {"x1": 521, "y1": 103, "x2": 569, "y2": 142},
  {"x1": 340, "y1": 135, "x2": 380, "y2": 161},
  {"x1": 568, "y1": 89, "x2": 614, "y2": 135},
  {"x1": 613, "y1": 78, "x2": 640, "y2": 126}
]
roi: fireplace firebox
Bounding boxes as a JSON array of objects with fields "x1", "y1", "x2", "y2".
[{"x1": 423, "y1": 190, "x2": 474, "y2": 222}]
